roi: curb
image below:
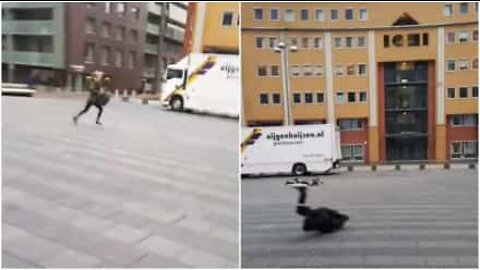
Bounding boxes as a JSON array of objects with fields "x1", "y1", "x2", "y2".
[{"x1": 340, "y1": 162, "x2": 477, "y2": 172}]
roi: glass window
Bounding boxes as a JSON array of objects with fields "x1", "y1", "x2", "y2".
[
  {"x1": 330, "y1": 9, "x2": 338, "y2": 20},
  {"x1": 293, "y1": 93, "x2": 302, "y2": 103},
  {"x1": 270, "y1": 65, "x2": 279, "y2": 76},
  {"x1": 305, "y1": 93, "x2": 313, "y2": 103},
  {"x1": 313, "y1": 37, "x2": 323, "y2": 49},
  {"x1": 128, "y1": 51, "x2": 136, "y2": 69},
  {"x1": 131, "y1": 7, "x2": 140, "y2": 20},
  {"x1": 447, "y1": 60, "x2": 456, "y2": 71},
  {"x1": 270, "y1": 8, "x2": 279, "y2": 20},
  {"x1": 451, "y1": 142, "x2": 462, "y2": 158},
  {"x1": 460, "y1": 2, "x2": 468, "y2": 14},
  {"x1": 444, "y1": 4, "x2": 453, "y2": 16},
  {"x1": 222, "y1": 12, "x2": 234, "y2": 26},
  {"x1": 116, "y1": 3, "x2": 126, "y2": 16},
  {"x1": 259, "y1": 93, "x2": 269, "y2": 104},
  {"x1": 85, "y1": 43, "x2": 95, "y2": 63},
  {"x1": 472, "y1": 86, "x2": 478, "y2": 97},
  {"x1": 357, "y1": 36, "x2": 366, "y2": 47},
  {"x1": 358, "y1": 64, "x2": 367, "y2": 76},
  {"x1": 334, "y1": 65, "x2": 344, "y2": 76},
  {"x1": 255, "y1": 37, "x2": 264, "y2": 48},
  {"x1": 384, "y1": 35, "x2": 390, "y2": 47},
  {"x1": 446, "y1": 32, "x2": 456, "y2": 43},
  {"x1": 315, "y1": 9, "x2": 324, "y2": 21},
  {"x1": 114, "y1": 49, "x2": 122, "y2": 67},
  {"x1": 316, "y1": 92, "x2": 324, "y2": 103},
  {"x1": 102, "y1": 22, "x2": 111, "y2": 37},
  {"x1": 463, "y1": 141, "x2": 478, "y2": 158},
  {"x1": 359, "y1": 91, "x2": 367, "y2": 102},
  {"x1": 473, "y1": 58, "x2": 478, "y2": 70},
  {"x1": 116, "y1": 26, "x2": 125, "y2": 41},
  {"x1": 345, "y1": 9, "x2": 353, "y2": 20},
  {"x1": 302, "y1": 65, "x2": 313, "y2": 76},
  {"x1": 346, "y1": 64, "x2": 355, "y2": 75},
  {"x1": 289, "y1": 37, "x2": 298, "y2": 46},
  {"x1": 459, "y1": 59, "x2": 469, "y2": 71},
  {"x1": 313, "y1": 65, "x2": 323, "y2": 76},
  {"x1": 272, "y1": 93, "x2": 281, "y2": 104},
  {"x1": 447, "y1": 88, "x2": 456, "y2": 98},
  {"x1": 347, "y1": 92, "x2": 356, "y2": 102},
  {"x1": 336, "y1": 92, "x2": 345, "y2": 103},
  {"x1": 345, "y1": 37, "x2": 353, "y2": 48},
  {"x1": 284, "y1": 9, "x2": 294, "y2": 22},
  {"x1": 105, "y1": 3, "x2": 112, "y2": 13},
  {"x1": 338, "y1": 119, "x2": 363, "y2": 130},
  {"x1": 407, "y1": 34, "x2": 420, "y2": 46},
  {"x1": 458, "y1": 31, "x2": 469, "y2": 42},
  {"x1": 334, "y1": 37, "x2": 342, "y2": 48},
  {"x1": 459, "y1": 87, "x2": 468, "y2": 97},
  {"x1": 473, "y1": 30, "x2": 478, "y2": 41},
  {"x1": 254, "y1": 8, "x2": 263, "y2": 20},
  {"x1": 359, "y1": 9, "x2": 368, "y2": 20},
  {"x1": 301, "y1": 37, "x2": 309, "y2": 48},
  {"x1": 422, "y1": 33, "x2": 429, "y2": 46},
  {"x1": 268, "y1": 37, "x2": 278, "y2": 48},
  {"x1": 85, "y1": 17, "x2": 96, "y2": 34},
  {"x1": 257, "y1": 65, "x2": 267, "y2": 76},
  {"x1": 291, "y1": 65, "x2": 300, "y2": 76},
  {"x1": 300, "y1": 9, "x2": 309, "y2": 21}
]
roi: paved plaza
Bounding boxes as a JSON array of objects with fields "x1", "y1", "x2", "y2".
[
  {"x1": 242, "y1": 170, "x2": 478, "y2": 268},
  {"x1": 2, "y1": 96, "x2": 239, "y2": 268}
]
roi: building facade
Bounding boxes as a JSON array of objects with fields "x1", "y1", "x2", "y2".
[
  {"x1": 65, "y1": 2, "x2": 146, "y2": 92},
  {"x1": 2, "y1": 2, "x2": 187, "y2": 93},
  {"x1": 183, "y1": 2, "x2": 239, "y2": 54},
  {"x1": 241, "y1": 2, "x2": 478, "y2": 164},
  {"x1": 2, "y1": 3, "x2": 66, "y2": 86},
  {"x1": 144, "y1": 2, "x2": 186, "y2": 93}
]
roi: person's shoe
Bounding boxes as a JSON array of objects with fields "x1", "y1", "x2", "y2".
[
  {"x1": 96, "y1": 121, "x2": 103, "y2": 125},
  {"x1": 73, "y1": 116, "x2": 78, "y2": 125}
]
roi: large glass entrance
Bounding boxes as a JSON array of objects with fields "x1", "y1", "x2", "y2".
[{"x1": 384, "y1": 61, "x2": 428, "y2": 161}]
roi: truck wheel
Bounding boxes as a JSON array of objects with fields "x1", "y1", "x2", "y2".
[
  {"x1": 292, "y1": 163, "x2": 307, "y2": 176},
  {"x1": 170, "y1": 96, "x2": 184, "y2": 111}
]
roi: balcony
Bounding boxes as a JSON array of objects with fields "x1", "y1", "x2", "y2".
[
  {"x1": 144, "y1": 43, "x2": 158, "y2": 55},
  {"x1": 146, "y1": 23, "x2": 160, "y2": 35},
  {"x1": 147, "y1": 2, "x2": 163, "y2": 16},
  {"x1": 2, "y1": 20, "x2": 56, "y2": 35},
  {"x1": 165, "y1": 27, "x2": 184, "y2": 43},
  {"x1": 2, "y1": 51, "x2": 62, "y2": 68}
]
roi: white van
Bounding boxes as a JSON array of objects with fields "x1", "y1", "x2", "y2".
[
  {"x1": 161, "y1": 53, "x2": 239, "y2": 117},
  {"x1": 241, "y1": 124, "x2": 341, "y2": 176}
]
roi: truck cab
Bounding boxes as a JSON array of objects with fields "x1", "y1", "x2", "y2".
[{"x1": 162, "y1": 65, "x2": 188, "y2": 110}]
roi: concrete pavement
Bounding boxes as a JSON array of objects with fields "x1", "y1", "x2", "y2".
[
  {"x1": 2, "y1": 96, "x2": 239, "y2": 268},
  {"x1": 242, "y1": 170, "x2": 478, "y2": 268}
]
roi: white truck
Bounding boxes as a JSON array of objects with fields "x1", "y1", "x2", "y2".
[
  {"x1": 161, "y1": 53, "x2": 239, "y2": 117},
  {"x1": 241, "y1": 124, "x2": 342, "y2": 176}
]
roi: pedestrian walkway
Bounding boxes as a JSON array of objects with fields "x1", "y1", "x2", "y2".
[
  {"x1": 2, "y1": 97, "x2": 239, "y2": 268},
  {"x1": 242, "y1": 170, "x2": 478, "y2": 268}
]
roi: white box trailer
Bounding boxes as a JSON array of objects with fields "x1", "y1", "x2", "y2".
[
  {"x1": 161, "y1": 53, "x2": 239, "y2": 117},
  {"x1": 241, "y1": 124, "x2": 342, "y2": 176}
]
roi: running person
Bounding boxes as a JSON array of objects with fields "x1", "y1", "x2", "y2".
[{"x1": 73, "y1": 71, "x2": 108, "y2": 125}]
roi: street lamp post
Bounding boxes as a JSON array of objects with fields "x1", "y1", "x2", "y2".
[{"x1": 275, "y1": 42, "x2": 297, "y2": 126}]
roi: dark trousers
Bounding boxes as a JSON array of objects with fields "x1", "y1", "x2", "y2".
[{"x1": 76, "y1": 101, "x2": 103, "y2": 122}]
